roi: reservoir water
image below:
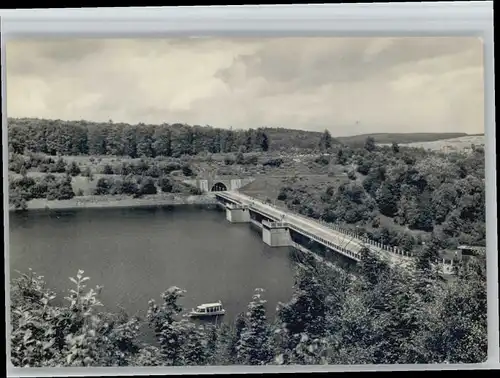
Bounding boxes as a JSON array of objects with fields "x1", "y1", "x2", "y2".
[{"x1": 9, "y1": 206, "x2": 295, "y2": 324}]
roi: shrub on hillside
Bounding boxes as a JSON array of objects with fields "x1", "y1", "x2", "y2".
[
  {"x1": 101, "y1": 164, "x2": 114, "y2": 175},
  {"x1": 263, "y1": 158, "x2": 283, "y2": 168},
  {"x1": 67, "y1": 161, "x2": 81, "y2": 176},
  {"x1": 190, "y1": 187, "x2": 202, "y2": 195},
  {"x1": 94, "y1": 177, "x2": 113, "y2": 195},
  {"x1": 158, "y1": 177, "x2": 173, "y2": 193},
  {"x1": 138, "y1": 177, "x2": 158, "y2": 196},
  {"x1": 46, "y1": 176, "x2": 75, "y2": 200},
  {"x1": 182, "y1": 165, "x2": 194, "y2": 177},
  {"x1": 314, "y1": 155, "x2": 330, "y2": 166}
]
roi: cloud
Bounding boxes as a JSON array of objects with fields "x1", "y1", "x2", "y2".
[{"x1": 6, "y1": 37, "x2": 484, "y2": 136}]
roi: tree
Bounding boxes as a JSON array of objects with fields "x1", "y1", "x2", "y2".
[
  {"x1": 260, "y1": 132, "x2": 269, "y2": 152},
  {"x1": 319, "y1": 129, "x2": 332, "y2": 152},
  {"x1": 94, "y1": 177, "x2": 113, "y2": 195},
  {"x1": 225, "y1": 313, "x2": 246, "y2": 362},
  {"x1": 362, "y1": 167, "x2": 385, "y2": 198},
  {"x1": 364, "y1": 137, "x2": 376, "y2": 152},
  {"x1": 277, "y1": 267, "x2": 327, "y2": 364},
  {"x1": 122, "y1": 126, "x2": 138, "y2": 158},
  {"x1": 102, "y1": 164, "x2": 114, "y2": 175},
  {"x1": 157, "y1": 177, "x2": 172, "y2": 193},
  {"x1": 139, "y1": 177, "x2": 158, "y2": 196},
  {"x1": 356, "y1": 158, "x2": 372, "y2": 175},
  {"x1": 136, "y1": 124, "x2": 155, "y2": 158},
  {"x1": 182, "y1": 165, "x2": 193, "y2": 177},
  {"x1": 57, "y1": 176, "x2": 75, "y2": 200},
  {"x1": 121, "y1": 175, "x2": 139, "y2": 196},
  {"x1": 129, "y1": 346, "x2": 163, "y2": 366},
  {"x1": 9, "y1": 125, "x2": 28, "y2": 154},
  {"x1": 391, "y1": 142, "x2": 400, "y2": 153},
  {"x1": 53, "y1": 158, "x2": 67, "y2": 173},
  {"x1": 358, "y1": 246, "x2": 389, "y2": 288},
  {"x1": 9, "y1": 188, "x2": 29, "y2": 211},
  {"x1": 431, "y1": 183, "x2": 458, "y2": 224},
  {"x1": 105, "y1": 124, "x2": 125, "y2": 155},
  {"x1": 235, "y1": 148, "x2": 245, "y2": 165},
  {"x1": 243, "y1": 129, "x2": 254, "y2": 152},
  {"x1": 146, "y1": 286, "x2": 187, "y2": 366},
  {"x1": 87, "y1": 125, "x2": 107, "y2": 155},
  {"x1": 182, "y1": 323, "x2": 210, "y2": 365},
  {"x1": 415, "y1": 236, "x2": 441, "y2": 275},
  {"x1": 67, "y1": 161, "x2": 81, "y2": 177},
  {"x1": 426, "y1": 258, "x2": 487, "y2": 363},
  {"x1": 369, "y1": 269, "x2": 424, "y2": 364},
  {"x1": 236, "y1": 289, "x2": 273, "y2": 365},
  {"x1": 375, "y1": 182, "x2": 398, "y2": 217},
  {"x1": 153, "y1": 127, "x2": 172, "y2": 157},
  {"x1": 10, "y1": 269, "x2": 122, "y2": 367}
]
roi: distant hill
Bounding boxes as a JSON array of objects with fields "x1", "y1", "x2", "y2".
[
  {"x1": 394, "y1": 135, "x2": 485, "y2": 152},
  {"x1": 262, "y1": 127, "x2": 335, "y2": 151},
  {"x1": 263, "y1": 128, "x2": 472, "y2": 150},
  {"x1": 338, "y1": 132, "x2": 470, "y2": 146}
]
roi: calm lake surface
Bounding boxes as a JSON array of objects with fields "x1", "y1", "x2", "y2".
[{"x1": 9, "y1": 206, "x2": 295, "y2": 323}]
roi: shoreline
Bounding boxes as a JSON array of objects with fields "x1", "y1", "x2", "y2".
[{"x1": 9, "y1": 193, "x2": 219, "y2": 212}]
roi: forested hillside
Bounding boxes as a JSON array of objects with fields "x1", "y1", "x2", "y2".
[
  {"x1": 273, "y1": 137, "x2": 486, "y2": 256},
  {"x1": 7, "y1": 118, "x2": 271, "y2": 157}
]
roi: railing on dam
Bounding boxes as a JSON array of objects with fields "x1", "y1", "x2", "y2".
[
  {"x1": 290, "y1": 241, "x2": 356, "y2": 268},
  {"x1": 250, "y1": 219, "x2": 263, "y2": 228},
  {"x1": 254, "y1": 201, "x2": 412, "y2": 259},
  {"x1": 260, "y1": 202, "x2": 413, "y2": 258},
  {"x1": 287, "y1": 224, "x2": 361, "y2": 261},
  {"x1": 262, "y1": 220, "x2": 288, "y2": 228},
  {"x1": 260, "y1": 219, "x2": 360, "y2": 261}
]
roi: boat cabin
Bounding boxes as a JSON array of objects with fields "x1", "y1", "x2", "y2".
[
  {"x1": 189, "y1": 301, "x2": 225, "y2": 317},
  {"x1": 196, "y1": 303, "x2": 223, "y2": 313}
]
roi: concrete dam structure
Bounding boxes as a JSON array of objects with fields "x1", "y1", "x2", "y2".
[{"x1": 215, "y1": 191, "x2": 415, "y2": 266}]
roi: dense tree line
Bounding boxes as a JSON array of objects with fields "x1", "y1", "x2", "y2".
[
  {"x1": 8, "y1": 118, "x2": 270, "y2": 158},
  {"x1": 10, "y1": 245, "x2": 486, "y2": 367},
  {"x1": 277, "y1": 139, "x2": 486, "y2": 253},
  {"x1": 8, "y1": 118, "x2": 474, "y2": 157}
]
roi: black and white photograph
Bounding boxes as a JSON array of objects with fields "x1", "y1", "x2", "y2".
[{"x1": 5, "y1": 35, "x2": 488, "y2": 368}]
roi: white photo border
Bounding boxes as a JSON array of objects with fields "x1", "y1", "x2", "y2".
[{"x1": 1, "y1": 2, "x2": 497, "y2": 376}]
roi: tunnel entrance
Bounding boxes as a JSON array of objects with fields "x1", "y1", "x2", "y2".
[{"x1": 211, "y1": 182, "x2": 228, "y2": 192}]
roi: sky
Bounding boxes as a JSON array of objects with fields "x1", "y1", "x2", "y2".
[{"x1": 6, "y1": 37, "x2": 484, "y2": 137}]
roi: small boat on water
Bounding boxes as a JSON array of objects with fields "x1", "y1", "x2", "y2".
[{"x1": 188, "y1": 301, "x2": 226, "y2": 318}]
